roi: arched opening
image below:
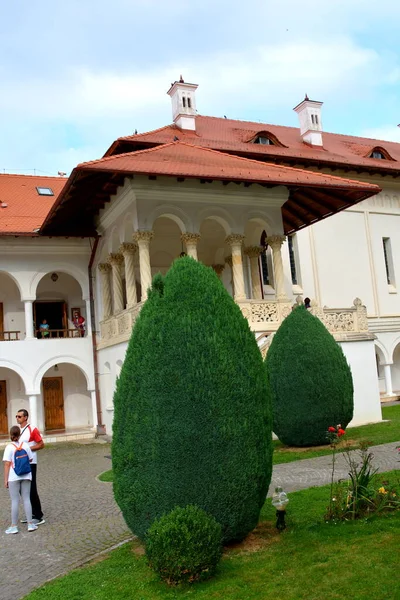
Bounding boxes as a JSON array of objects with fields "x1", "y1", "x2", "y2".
[
  {"x1": 392, "y1": 343, "x2": 400, "y2": 396},
  {"x1": 198, "y1": 218, "x2": 230, "y2": 291},
  {"x1": 40, "y1": 362, "x2": 93, "y2": 432},
  {"x1": 374, "y1": 345, "x2": 386, "y2": 394},
  {"x1": 151, "y1": 217, "x2": 183, "y2": 276},
  {"x1": 0, "y1": 367, "x2": 27, "y2": 436},
  {"x1": 35, "y1": 272, "x2": 86, "y2": 338},
  {"x1": 259, "y1": 231, "x2": 275, "y2": 297},
  {"x1": 0, "y1": 271, "x2": 24, "y2": 341}
]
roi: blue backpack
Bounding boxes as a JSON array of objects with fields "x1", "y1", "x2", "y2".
[{"x1": 12, "y1": 444, "x2": 31, "y2": 476}]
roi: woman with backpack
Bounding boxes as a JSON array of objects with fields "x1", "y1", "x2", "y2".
[{"x1": 3, "y1": 425, "x2": 37, "y2": 534}]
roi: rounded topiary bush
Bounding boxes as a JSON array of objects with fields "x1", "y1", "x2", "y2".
[
  {"x1": 266, "y1": 305, "x2": 353, "y2": 446},
  {"x1": 112, "y1": 256, "x2": 272, "y2": 543},
  {"x1": 145, "y1": 505, "x2": 223, "y2": 585}
]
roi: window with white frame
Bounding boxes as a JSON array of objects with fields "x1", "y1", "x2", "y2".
[{"x1": 382, "y1": 237, "x2": 396, "y2": 287}]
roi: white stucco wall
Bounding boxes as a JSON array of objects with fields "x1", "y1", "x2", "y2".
[
  {"x1": 339, "y1": 339, "x2": 382, "y2": 427},
  {"x1": 97, "y1": 342, "x2": 129, "y2": 434}
]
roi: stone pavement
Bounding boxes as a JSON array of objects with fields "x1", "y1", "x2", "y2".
[
  {"x1": 0, "y1": 440, "x2": 399, "y2": 600},
  {"x1": 0, "y1": 442, "x2": 131, "y2": 600},
  {"x1": 270, "y1": 440, "x2": 400, "y2": 494}
]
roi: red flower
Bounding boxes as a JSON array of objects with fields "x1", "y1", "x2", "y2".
[
  {"x1": 328, "y1": 426, "x2": 336, "y2": 432},
  {"x1": 337, "y1": 429, "x2": 346, "y2": 437}
]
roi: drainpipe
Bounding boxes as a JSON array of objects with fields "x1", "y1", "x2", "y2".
[{"x1": 88, "y1": 236, "x2": 106, "y2": 435}]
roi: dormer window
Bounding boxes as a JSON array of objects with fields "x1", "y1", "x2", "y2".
[
  {"x1": 367, "y1": 146, "x2": 394, "y2": 161},
  {"x1": 255, "y1": 136, "x2": 274, "y2": 145},
  {"x1": 248, "y1": 131, "x2": 285, "y2": 147}
]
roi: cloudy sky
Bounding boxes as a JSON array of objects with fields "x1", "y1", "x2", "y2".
[{"x1": 1, "y1": 0, "x2": 400, "y2": 176}]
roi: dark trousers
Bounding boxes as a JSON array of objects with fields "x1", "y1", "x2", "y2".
[{"x1": 30, "y1": 464, "x2": 43, "y2": 520}]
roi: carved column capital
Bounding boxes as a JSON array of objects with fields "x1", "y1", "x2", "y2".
[
  {"x1": 119, "y1": 242, "x2": 138, "y2": 256},
  {"x1": 133, "y1": 230, "x2": 154, "y2": 244},
  {"x1": 181, "y1": 232, "x2": 201, "y2": 244},
  {"x1": 108, "y1": 253, "x2": 124, "y2": 266},
  {"x1": 212, "y1": 264, "x2": 225, "y2": 276},
  {"x1": 244, "y1": 245, "x2": 262, "y2": 258},
  {"x1": 98, "y1": 263, "x2": 112, "y2": 274},
  {"x1": 267, "y1": 235, "x2": 286, "y2": 249},
  {"x1": 225, "y1": 234, "x2": 245, "y2": 248}
]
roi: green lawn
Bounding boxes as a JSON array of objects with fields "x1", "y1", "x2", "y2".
[
  {"x1": 273, "y1": 403, "x2": 400, "y2": 464},
  {"x1": 98, "y1": 404, "x2": 400, "y2": 482},
  {"x1": 25, "y1": 471, "x2": 400, "y2": 600}
]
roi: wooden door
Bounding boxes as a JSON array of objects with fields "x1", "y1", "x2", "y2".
[
  {"x1": 0, "y1": 380, "x2": 8, "y2": 435},
  {"x1": 43, "y1": 377, "x2": 65, "y2": 431}
]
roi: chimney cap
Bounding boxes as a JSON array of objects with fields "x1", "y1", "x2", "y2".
[{"x1": 293, "y1": 95, "x2": 323, "y2": 112}]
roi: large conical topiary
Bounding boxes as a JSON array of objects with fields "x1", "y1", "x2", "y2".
[
  {"x1": 112, "y1": 256, "x2": 272, "y2": 542},
  {"x1": 266, "y1": 305, "x2": 353, "y2": 446}
]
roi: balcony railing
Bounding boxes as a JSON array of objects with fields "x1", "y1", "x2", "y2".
[
  {"x1": 98, "y1": 297, "x2": 372, "y2": 350},
  {"x1": 35, "y1": 329, "x2": 86, "y2": 339},
  {"x1": 0, "y1": 331, "x2": 20, "y2": 341}
]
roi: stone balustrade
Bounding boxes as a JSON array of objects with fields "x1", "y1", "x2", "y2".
[{"x1": 98, "y1": 297, "x2": 372, "y2": 349}]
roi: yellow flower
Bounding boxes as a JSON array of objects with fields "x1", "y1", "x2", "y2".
[{"x1": 378, "y1": 487, "x2": 388, "y2": 495}]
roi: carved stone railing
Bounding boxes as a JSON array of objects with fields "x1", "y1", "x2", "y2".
[
  {"x1": 258, "y1": 297, "x2": 372, "y2": 358},
  {"x1": 236, "y1": 300, "x2": 292, "y2": 332},
  {"x1": 308, "y1": 297, "x2": 369, "y2": 336},
  {"x1": 98, "y1": 297, "x2": 371, "y2": 349},
  {"x1": 98, "y1": 303, "x2": 143, "y2": 349}
]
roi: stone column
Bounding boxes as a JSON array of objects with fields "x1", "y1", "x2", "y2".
[
  {"x1": 383, "y1": 364, "x2": 394, "y2": 396},
  {"x1": 225, "y1": 234, "x2": 246, "y2": 300},
  {"x1": 120, "y1": 242, "x2": 138, "y2": 307},
  {"x1": 24, "y1": 301, "x2": 35, "y2": 339},
  {"x1": 225, "y1": 256, "x2": 234, "y2": 296},
  {"x1": 28, "y1": 395, "x2": 38, "y2": 428},
  {"x1": 108, "y1": 253, "x2": 124, "y2": 314},
  {"x1": 98, "y1": 263, "x2": 112, "y2": 319},
  {"x1": 244, "y1": 246, "x2": 263, "y2": 300},
  {"x1": 267, "y1": 235, "x2": 288, "y2": 302},
  {"x1": 90, "y1": 390, "x2": 99, "y2": 429},
  {"x1": 134, "y1": 230, "x2": 154, "y2": 302},
  {"x1": 181, "y1": 233, "x2": 201, "y2": 260},
  {"x1": 212, "y1": 264, "x2": 225, "y2": 280}
]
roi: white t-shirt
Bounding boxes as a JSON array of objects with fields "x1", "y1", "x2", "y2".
[
  {"x1": 3, "y1": 441, "x2": 33, "y2": 482},
  {"x1": 19, "y1": 424, "x2": 43, "y2": 465}
]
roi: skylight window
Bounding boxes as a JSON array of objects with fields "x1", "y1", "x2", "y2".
[{"x1": 36, "y1": 187, "x2": 54, "y2": 196}]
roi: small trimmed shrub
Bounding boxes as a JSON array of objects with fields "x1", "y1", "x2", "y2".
[
  {"x1": 266, "y1": 305, "x2": 353, "y2": 446},
  {"x1": 145, "y1": 505, "x2": 223, "y2": 585}
]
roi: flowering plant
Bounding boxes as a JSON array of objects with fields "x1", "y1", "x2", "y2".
[{"x1": 325, "y1": 429, "x2": 400, "y2": 521}]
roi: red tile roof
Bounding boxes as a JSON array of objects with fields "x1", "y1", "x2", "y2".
[
  {"x1": 42, "y1": 142, "x2": 380, "y2": 236},
  {"x1": 80, "y1": 141, "x2": 380, "y2": 191},
  {"x1": 0, "y1": 174, "x2": 66, "y2": 235},
  {"x1": 106, "y1": 115, "x2": 400, "y2": 174}
]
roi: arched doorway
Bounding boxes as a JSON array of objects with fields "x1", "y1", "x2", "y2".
[
  {"x1": 0, "y1": 367, "x2": 27, "y2": 436},
  {"x1": 40, "y1": 363, "x2": 93, "y2": 432}
]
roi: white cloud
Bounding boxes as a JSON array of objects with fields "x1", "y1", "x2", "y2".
[{"x1": 360, "y1": 125, "x2": 400, "y2": 143}]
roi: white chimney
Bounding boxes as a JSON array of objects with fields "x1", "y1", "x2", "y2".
[
  {"x1": 293, "y1": 95, "x2": 323, "y2": 146},
  {"x1": 167, "y1": 75, "x2": 198, "y2": 131}
]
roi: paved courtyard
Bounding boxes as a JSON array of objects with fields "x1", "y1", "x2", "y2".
[{"x1": 0, "y1": 439, "x2": 399, "y2": 600}]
